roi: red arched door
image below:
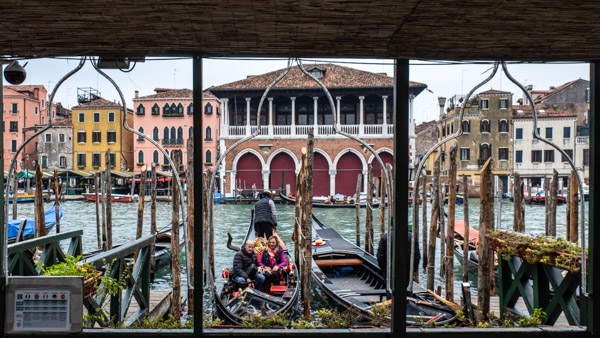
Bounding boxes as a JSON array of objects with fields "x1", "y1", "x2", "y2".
[
  {"x1": 371, "y1": 152, "x2": 394, "y2": 177},
  {"x1": 335, "y1": 152, "x2": 363, "y2": 196},
  {"x1": 270, "y1": 152, "x2": 296, "y2": 195},
  {"x1": 313, "y1": 152, "x2": 329, "y2": 197},
  {"x1": 235, "y1": 153, "x2": 262, "y2": 190}
]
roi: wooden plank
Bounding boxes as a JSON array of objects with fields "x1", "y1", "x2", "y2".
[{"x1": 314, "y1": 258, "x2": 362, "y2": 266}]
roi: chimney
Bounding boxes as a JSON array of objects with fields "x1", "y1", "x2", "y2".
[
  {"x1": 524, "y1": 84, "x2": 533, "y2": 105},
  {"x1": 135, "y1": 90, "x2": 139, "y2": 98}
]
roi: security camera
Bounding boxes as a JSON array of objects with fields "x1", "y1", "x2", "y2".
[{"x1": 4, "y1": 61, "x2": 27, "y2": 85}]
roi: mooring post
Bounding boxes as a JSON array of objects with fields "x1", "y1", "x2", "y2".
[
  {"x1": 54, "y1": 169, "x2": 61, "y2": 233},
  {"x1": 105, "y1": 149, "x2": 113, "y2": 250},
  {"x1": 151, "y1": 164, "x2": 157, "y2": 271},
  {"x1": 462, "y1": 175, "x2": 469, "y2": 283},
  {"x1": 301, "y1": 130, "x2": 314, "y2": 319},
  {"x1": 170, "y1": 151, "x2": 182, "y2": 320},
  {"x1": 445, "y1": 144, "x2": 457, "y2": 302},
  {"x1": 438, "y1": 156, "x2": 445, "y2": 279},
  {"x1": 548, "y1": 169, "x2": 558, "y2": 237},
  {"x1": 136, "y1": 165, "x2": 147, "y2": 261},
  {"x1": 477, "y1": 158, "x2": 494, "y2": 318},
  {"x1": 366, "y1": 164, "x2": 374, "y2": 254},
  {"x1": 355, "y1": 173, "x2": 362, "y2": 247},
  {"x1": 293, "y1": 149, "x2": 305, "y2": 271},
  {"x1": 421, "y1": 171, "x2": 428, "y2": 270},
  {"x1": 380, "y1": 169, "x2": 386, "y2": 239},
  {"x1": 569, "y1": 170, "x2": 578, "y2": 242},
  {"x1": 34, "y1": 164, "x2": 45, "y2": 239},
  {"x1": 12, "y1": 168, "x2": 18, "y2": 220},
  {"x1": 427, "y1": 153, "x2": 441, "y2": 291},
  {"x1": 101, "y1": 171, "x2": 107, "y2": 251},
  {"x1": 95, "y1": 172, "x2": 101, "y2": 249},
  {"x1": 187, "y1": 139, "x2": 195, "y2": 315},
  {"x1": 513, "y1": 172, "x2": 524, "y2": 232}
]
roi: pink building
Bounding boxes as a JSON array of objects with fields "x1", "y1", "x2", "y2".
[
  {"x1": 3, "y1": 85, "x2": 48, "y2": 171},
  {"x1": 132, "y1": 88, "x2": 220, "y2": 174}
]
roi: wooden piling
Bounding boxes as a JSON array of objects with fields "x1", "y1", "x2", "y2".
[
  {"x1": 427, "y1": 153, "x2": 441, "y2": 291},
  {"x1": 95, "y1": 173, "x2": 101, "y2": 249},
  {"x1": 546, "y1": 170, "x2": 558, "y2": 237},
  {"x1": 355, "y1": 173, "x2": 362, "y2": 247},
  {"x1": 385, "y1": 164, "x2": 394, "y2": 219},
  {"x1": 293, "y1": 149, "x2": 306, "y2": 268},
  {"x1": 136, "y1": 165, "x2": 147, "y2": 261},
  {"x1": 34, "y1": 164, "x2": 45, "y2": 238},
  {"x1": 186, "y1": 139, "x2": 195, "y2": 315},
  {"x1": 12, "y1": 168, "x2": 18, "y2": 220},
  {"x1": 568, "y1": 171, "x2": 578, "y2": 242},
  {"x1": 151, "y1": 164, "x2": 157, "y2": 271},
  {"x1": 477, "y1": 158, "x2": 494, "y2": 318},
  {"x1": 366, "y1": 164, "x2": 374, "y2": 254},
  {"x1": 421, "y1": 171, "x2": 428, "y2": 270},
  {"x1": 380, "y1": 169, "x2": 386, "y2": 239},
  {"x1": 105, "y1": 149, "x2": 113, "y2": 250},
  {"x1": 438, "y1": 157, "x2": 445, "y2": 279},
  {"x1": 53, "y1": 169, "x2": 61, "y2": 233},
  {"x1": 101, "y1": 172, "x2": 107, "y2": 251},
  {"x1": 170, "y1": 152, "x2": 182, "y2": 320},
  {"x1": 462, "y1": 175, "x2": 469, "y2": 283},
  {"x1": 301, "y1": 130, "x2": 314, "y2": 319},
  {"x1": 445, "y1": 144, "x2": 457, "y2": 302},
  {"x1": 513, "y1": 172, "x2": 524, "y2": 232}
]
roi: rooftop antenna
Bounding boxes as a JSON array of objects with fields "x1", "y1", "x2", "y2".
[{"x1": 173, "y1": 68, "x2": 177, "y2": 88}]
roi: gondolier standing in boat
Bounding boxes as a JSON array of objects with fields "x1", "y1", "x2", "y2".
[
  {"x1": 376, "y1": 228, "x2": 420, "y2": 286},
  {"x1": 254, "y1": 190, "x2": 278, "y2": 239},
  {"x1": 232, "y1": 240, "x2": 266, "y2": 290}
]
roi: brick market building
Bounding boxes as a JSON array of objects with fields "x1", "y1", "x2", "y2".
[{"x1": 210, "y1": 63, "x2": 427, "y2": 197}]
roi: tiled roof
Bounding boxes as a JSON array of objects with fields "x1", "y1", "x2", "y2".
[
  {"x1": 211, "y1": 63, "x2": 426, "y2": 90},
  {"x1": 415, "y1": 120, "x2": 438, "y2": 134},
  {"x1": 53, "y1": 116, "x2": 72, "y2": 126},
  {"x1": 2, "y1": 87, "x2": 26, "y2": 97},
  {"x1": 512, "y1": 104, "x2": 580, "y2": 119},
  {"x1": 534, "y1": 79, "x2": 584, "y2": 103},
  {"x1": 479, "y1": 89, "x2": 511, "y2": 95},
  {"x1": 5, "y1": 85, "x2": 46, "y2": 92},
  {"x1": 72, "y1": 97, "x2": 123, "y2": 109},
  {"x1": 136, "y1": 88, "x2": 217, "y2": 99}
]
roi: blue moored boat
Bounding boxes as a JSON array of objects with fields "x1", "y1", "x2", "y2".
[{"x1": 7, "y1": 206, "x2": 62, "y2": 243}]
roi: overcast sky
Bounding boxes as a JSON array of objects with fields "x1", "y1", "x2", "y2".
[{"x1": 18, "y1": 57, "x2": 590, "y2": 124}]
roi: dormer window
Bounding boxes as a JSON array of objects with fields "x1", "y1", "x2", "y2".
[{"x1": 307, "y1": 66, "x2": 326, "y2": 79}]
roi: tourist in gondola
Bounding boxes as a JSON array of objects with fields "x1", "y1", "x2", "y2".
[
  {"x1": 259, "y1": 235, "x2": 287, "y2": 293},
  {"x1": 254, "y1": 190, "x2": 278, "y2": 239},
  {"x1": 232, "y1": 240, "x2": 265, "y2": 290}
]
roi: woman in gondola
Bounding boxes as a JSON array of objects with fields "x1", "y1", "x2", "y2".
[{"x1": 259, "y1": 235, "x2": 287, "y2": 294}]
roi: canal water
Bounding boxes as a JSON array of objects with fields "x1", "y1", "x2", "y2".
[{"x1": 10, "y1": 198, "x2": 588, "y2": 314}]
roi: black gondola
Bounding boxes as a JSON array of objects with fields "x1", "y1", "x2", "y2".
[
  {"x1": 311, "y1": 215, "x2": 457, "y2": 325},
  {"x1": 280, "y1": 192, "x2": 380, "y2": 208},
  {"x1": 216, "y1": 211, "x2": 299, "y2": 324}
]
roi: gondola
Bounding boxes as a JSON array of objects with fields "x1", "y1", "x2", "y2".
[
  {"x1": 453, "y1": 220, "x2": 498, "y2": 277},
  {"x1": 7, "y1": 206, "x2": 62, "y2": 244},
  {"x1": 310, "y1": 215, "x2": 457, "y2": 325},
  {"x1": 280, "y1": 192, "x2": 380, "y2": 208},
  {"x1": 216, "y1": 210, "x2": 299, "y2": 324}
]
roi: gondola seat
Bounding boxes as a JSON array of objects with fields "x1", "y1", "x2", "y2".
[{"x1": 270, "y1": 285, "x2": 287, "y2": 296}]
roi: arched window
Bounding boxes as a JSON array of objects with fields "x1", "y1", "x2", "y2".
[
  {"x1": 480, "y1": 119, "x2": 490, "y2": 133},
  {"x1": 153, "y1": 150, "x2": 159, "y2": 164},
  {"x1": 170, "y1": 126, "x2": 176, "y2": 141},
  {"x1": 138, "y1": 150, "x2": 144, "y2": 164},
  {"x1": 205, "y1": 150, "x2": 212, "y2": 164},
  {"x1": 189, "y1": 126, "x2": 194, "y2": 139},
  {"x1": 205, "y1": 103, "x2": 213, "y2": 115},
  {"x1": 462, "y1": 120, "x2": 470, "y2": 133},
  {"x1": 187, "y1": 103, "x2": 194, "y2": 115},
  {"x1": 499, "y1": 119, "x2": 509, "y2": 133},
  {"x1": 152, "y1": 103, "x2": 159, "y2": 115},
  {"x1": 163, "y1": 150, "x2": 169, "y2": 165},
  {"x1": 136, "y1": 104, "x2": 145, "y2": 115},
  {"x1": 171, "y1": 103, "x2": 178, "y2": 116},
  {"x1": 163, "y1": 103, "x2": 170, "y2": 115},
  {"x1": 177, "y1": 103, "x2": 184, "y2": 114},
  {"x1": 153, "y1": 127, "x2": 159, "y2": 141},
  {"x1": 137, "y1": 127, "x2": 144, "y2": 141},
  {"x1": 163, "y1": 127, "x2": 169, "y2": 140},
  {"x1": 480, "y1": 143, "x2": 491, "y2": 161},
  {"x1": 177, "y1": 127, "x2": 183, "y2": 144},
  {"x1": 205, "y1": 126, "x2": 212, "y2": 141}
]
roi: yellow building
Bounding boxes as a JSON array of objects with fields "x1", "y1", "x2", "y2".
[{"x1": 72, "y1": 97, "x2": 133, "y2": 171}]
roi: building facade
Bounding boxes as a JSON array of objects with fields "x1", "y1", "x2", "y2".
[
  {"x1": 37, "y1": 116, "x2": 74, "y2": 170},
  {"x1": 439, "y1": 90, "x2": 513, "y2": 194},
  {"x1": 71, "y1": 97, "x2": 133, "y2": 171},
  {"x1": 132, "y1": 88, "x2": 221, "y2": 173},
  {"x1": 210, "y1": 63, "x2": 426, "y2": 197},
  {"x1": 2, "y1": 85, "x2": 48, "y2": 171}
]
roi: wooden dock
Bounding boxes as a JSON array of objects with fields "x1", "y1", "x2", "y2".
[
  {"x1": 86, "y1": 290, "x2": 174, "y2": 325},
  {"x1": 483, "y1": 296, "x2": 572, "y2": 327}
]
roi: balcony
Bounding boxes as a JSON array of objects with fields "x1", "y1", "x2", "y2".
[
  {"x1": 576, "y1": 136, "x2": 589, "y2": 145},
  {"x1": 162, "y1": 139, "x2": 184, "y2": 146},
  {"x1": 223, "y1": 123, "x2": 394, "y2": 139},
  {"x1": 163, "y1": 112, "x2": 184, "y2": 118}
]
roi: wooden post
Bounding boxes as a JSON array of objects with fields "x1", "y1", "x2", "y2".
[
  {"x1": 301, "y1": 130, "x2": 314, "y2": 319},
  {"x1": 547, "y1": 170, "x2": 558, "y2": 237},
  {"x1": 12, "y1": 168, "x2": 18, "y2": 220},
  {"x1": 569, "y1": 170, "x2": 578, "y2": 242},
  {"x1": 34, "y1": 164, "x2": 45, "y2": 238},
  {"x1": 170, "y1": 151, "x2": 182, "y2": 320},
  {"x1": 101, "y1": 172, "x2": 107, "y2": 251},
  {"x1": 53, "y1": 169, "x2": 61, "y2": 233},
  {"x1": 105, "y1": 149, "x2": 113, "y2": 250},
  {"x1": 186, "y1": 139, "x2": 195, "y2": 315},
  {"x1": 136, "y1": 165, "x2": 147, "y2": 260},
  {"x1": 380, "y1": 169, "x2": 386, "y2": 239},
  {"x1": 385, "y1": 164, "x2": 394, "y2": 219},
  {"x1": 355, "y1": 173, "x2": 362, "y2": 247},
  {"x1": 421, "y1": 171, "x2": 428, "y2": 270},
  {"x1": 438, "y1": 156, "x2": 445, "y2": 279},
  {"x1": 477, "y1": 158, "x2": 494, "y2": 318},
  {"x1": 544, "y1": 176, "x2": 550, "y2": 235},
  {"x1": 462, "y1": 175, "x2": 470, "y2": 283},
  {"x1": 95, "y1": 173, "x2": 102, "y2": 249},
  {"x1": 513, "y1": 172, "x2": 525, "y2": 232},
  {"x1": 365, "y1": 164, "x2": 374, "y2": 254},
  {"x1": 427, "y1": 153, "x2": 441, "y2": 291},
  {"x1": 445, "y1": 144, "x2": 457, "y2": 302},
  {"x1": 293, "y1": 150, "x2": 306, "y2": 267},
  {"x1": 151, "y1": 164, "x2": 157, "y2": 271},
  {"x1": 527, "y1": 178, "x2": 532, "y2": 202}
]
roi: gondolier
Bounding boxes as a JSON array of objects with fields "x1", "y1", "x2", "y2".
[{"x1": 254, "y1": 190, "x2": 278, "y2": 239}]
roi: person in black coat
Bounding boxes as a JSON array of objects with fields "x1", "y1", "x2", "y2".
[
  {"x1": 376, "y1": 229, "x2": 420, "y2": 286},
  {"x1": 232, "y1": 240, "x2": 265, "y2": 290}
]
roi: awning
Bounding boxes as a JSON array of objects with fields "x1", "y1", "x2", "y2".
[
  {"x1": 110, "y1": 170, "x2": 139, "y2": 179},
  {"x1": 17, "y1": 170, "x2": 36, "y2": 179},
  {"x1": 155, "y1": 170, "x2": 173, "y2": 178},
  {"x1": 57, "y1": 170, "x2": 95, "y2": 178}
]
